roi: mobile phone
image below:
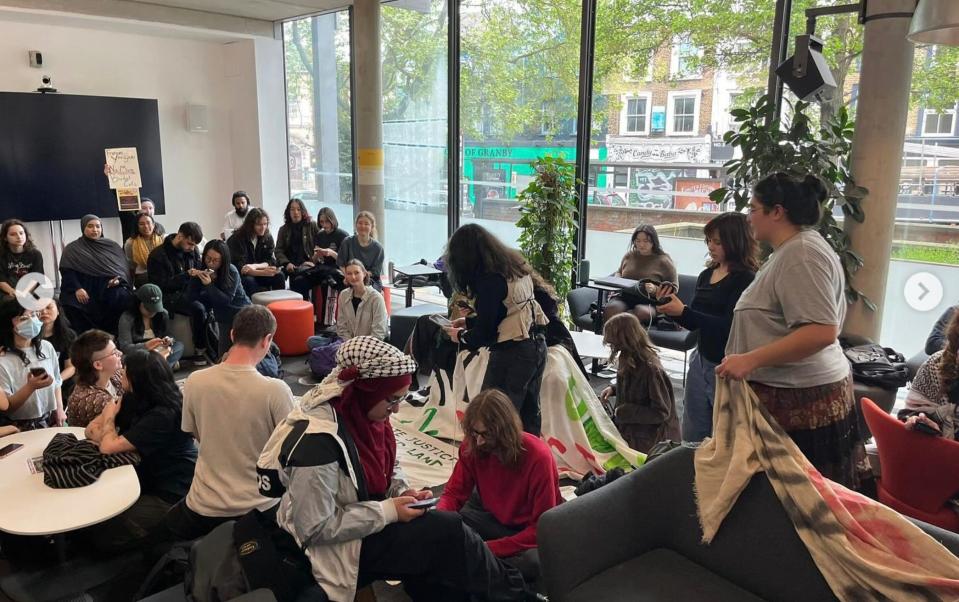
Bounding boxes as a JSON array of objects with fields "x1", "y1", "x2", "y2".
[
  {"x1": 429, "y1": 315, "x2": 452, "y2": 328},
  {"x1": 205, "y1": 269, "x2": 215, "y2": 274},
  {"x1": 407, "y1": 497, "x2": 439, "y2": 510},
  {"x1": 29, "y1": 367, "x2": 47, "y2": 378},
  {"x1": 0, "y1": 443, "x2": 23, "y2": 459}
]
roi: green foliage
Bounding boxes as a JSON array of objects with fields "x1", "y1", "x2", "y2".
[
  {"x1": 516, "y1": 156, "x2": 580, "y2": 304},
  {"x1": 890, "y1": 244, "x2": 959, "y2": 266},
  {"x1": 709, "y1": 94, "x2": 873, "y2": 310}
]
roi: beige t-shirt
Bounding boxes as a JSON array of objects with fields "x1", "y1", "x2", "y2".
[{"x1": 182, "y1": 362, "x2": 294, "y2": 517}]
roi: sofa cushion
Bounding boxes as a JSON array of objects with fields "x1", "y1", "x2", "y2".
[
  {"x1": 648, "y1": 327, "x2": 697, "y2": 352},
  {"x1": 566, "y1": 548, "x2": 765, "y2": 602}
]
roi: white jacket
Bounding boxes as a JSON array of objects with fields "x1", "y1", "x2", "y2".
[
  {"x1": 256, "y1": 378, "x2": 408, "y2": 601},
  {"x1": 336, "y1": 286, "x2": 388, "y2": 341}
]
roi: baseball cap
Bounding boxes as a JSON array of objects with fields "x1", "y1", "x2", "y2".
[{"x1": 136, "y1": 284, "x2": 166, "y2": 315}]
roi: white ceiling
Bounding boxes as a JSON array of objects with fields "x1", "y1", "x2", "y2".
[{"x1": 125, "y1": 0, "x2": 347, "y2": 22}]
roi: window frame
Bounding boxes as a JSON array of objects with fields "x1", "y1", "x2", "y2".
[
  {"x1": 619, "y1": 92, "x2": 652, "y2": 136},
  {"x1": 670, "y1": 39, "x2": 703, "y2": 80},
  {"x1": 922, "y1": 107, "x2": 956, "y2": 138},
  {"x1": 666, "y1": 90, "x2": 701, "y2": 136}
]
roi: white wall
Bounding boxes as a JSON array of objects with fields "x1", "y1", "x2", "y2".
[{"x1": 0, "y1": 15, "x2": 288, "y2": 283}]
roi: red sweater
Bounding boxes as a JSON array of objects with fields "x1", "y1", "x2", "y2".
[{"x1": 438, "y1": 433, "x2": 561, "y2": 557}]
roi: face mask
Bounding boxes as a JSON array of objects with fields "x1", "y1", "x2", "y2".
[{"x1": 16, "y1": 316, "x2": 42, "y2": 340}]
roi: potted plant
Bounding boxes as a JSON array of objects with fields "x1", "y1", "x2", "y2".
[
  {"x1": 709, "y1": 95, "x2": 872, "y2": 309},
  {"x1": 517, "y1": 155, "x2": 580, "y2": 308}
]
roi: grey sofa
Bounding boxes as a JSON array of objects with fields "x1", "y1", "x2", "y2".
[{"x1": 539, "y1": 446, "x2": 959, "y2": 602}]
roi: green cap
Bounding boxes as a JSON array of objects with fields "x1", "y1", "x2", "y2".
[{"x1": 136, "y1": 284, "x2": 166, "y2": 315}]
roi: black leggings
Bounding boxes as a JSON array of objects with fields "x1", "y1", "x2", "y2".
[
  {"x1": 482, "y1": 335, "x2": 547, "y2": 435},
  {"x1": 356, "y1": 510, "x2": 528, "y2": 602}
]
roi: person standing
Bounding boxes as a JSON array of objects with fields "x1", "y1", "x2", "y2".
[
  {"x1": 0, "y1": 220, "x2": 44, "y2": 300},
  {"x1": 147, "y1": 222, "x2": 209, "y2": 365},
  {"x1": 717, "y1": 172, "x2": 868, "y2": 490},
  {"x1": 222, "y1": 191, "x2": 253, "y2": 240},
  {"x1": 656, "y1": 212, "x2": 757, "y2": 442},
  {"x1": 443, "y1": 224, "x2": 548, "y2": 435},
  {"x1": 38, "y1": 300, "x2": 76, "y2": 402},
  {"x1": 165, "y1": 305, "x2": 294, "y2": 541}
]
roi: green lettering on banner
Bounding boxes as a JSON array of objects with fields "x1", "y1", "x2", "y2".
[
  {"x1": 582, "y1": 417, "x2": 616, "y2": 454},
  {"x1": 418, "y1": 408, "x2": 439, "y2": 437}
]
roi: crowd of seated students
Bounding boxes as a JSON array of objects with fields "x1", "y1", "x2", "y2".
[{"x1": 2, "y1": 174, "x2": 954, "y2": 599}]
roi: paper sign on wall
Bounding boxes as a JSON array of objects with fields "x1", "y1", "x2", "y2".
[
  {"x1": 116, "y1": 187, "x2": 141, "y2": 212},
  {"x1": 104, "y1": 147, "x2": 142, "y2": 189}
]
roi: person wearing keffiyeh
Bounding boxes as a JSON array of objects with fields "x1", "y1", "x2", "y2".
[{"x1": 257, "y1": 336, "x2": 535, "y2": 602}]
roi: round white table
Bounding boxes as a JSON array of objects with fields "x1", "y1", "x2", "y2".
[{"x1": 0, "y1": 426, "x2": 140, "y2": 536}]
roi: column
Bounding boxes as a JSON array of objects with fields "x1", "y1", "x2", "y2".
[
  {"x1": 352, "y1": 0, "x2": 386, "y2": 248},
  {"x1": 843, "y1": 0, "x2": 916, "y2": 341}
]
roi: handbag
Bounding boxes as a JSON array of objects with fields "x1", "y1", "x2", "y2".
[{"x1": 841, "y1": 342, "x2": 909, "y2": 390}]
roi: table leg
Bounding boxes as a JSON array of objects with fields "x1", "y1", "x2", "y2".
[{"x1": 406, "y1": 283, "x2": 414, "y2": 308}]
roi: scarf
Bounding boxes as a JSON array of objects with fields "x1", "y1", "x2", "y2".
[
  {"x1": 333, "y1": 373, "x2": 411, "y2": 498},
  {"x1": 695, "y1": 378, "x2": 959, "y2": 601},
  {"x1": 130, "y1": 234, "x2": 163, "y2": 268},
  {"x1": 60, "y1": 215, "x2": 129, "y2": 279},
  {"x1": 300, "y1": 336, "x2": 417, "y2": 497}
]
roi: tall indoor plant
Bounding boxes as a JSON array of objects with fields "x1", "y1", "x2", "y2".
[
  {"x1": 709, "y1": 95, "x2": 872, "y2": 309},
  {"x1": 517, "y1": 155, "x2": 580, "y2": 306}
]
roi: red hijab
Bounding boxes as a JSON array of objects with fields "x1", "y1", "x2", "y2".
[{"x1": 333, "y1": 371, "x2": 412, "y2": 498}]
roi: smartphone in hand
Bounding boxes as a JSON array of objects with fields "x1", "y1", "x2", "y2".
[{"x1": 406, "y1": 497, "x2": 439, "y2": 510}]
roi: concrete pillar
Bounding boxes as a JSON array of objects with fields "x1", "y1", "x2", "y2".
[
  {"x1": 843, "y1": 0, "x2": 916, "y2": 341},
  {"x1": 352, "y1": 0, "x2": 386, "y2": 248}
]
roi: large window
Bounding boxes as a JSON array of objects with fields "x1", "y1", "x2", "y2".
[
  {"x1": 380, "y1": 0, "x2": 449, "y2": 266},
  {"x1": 922, "y1": 109, "x2": 955, "y2": 137},
  {"x1": 283, "y1": 12, "x2": 353, "y2": 224},
  {"x1": 459, "y1": 0, "x2": 581, "y2": 247}
]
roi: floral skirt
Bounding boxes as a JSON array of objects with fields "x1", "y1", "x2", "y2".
[{"x1": 749, "y1": 374, "x2": 870, "y2": 491}]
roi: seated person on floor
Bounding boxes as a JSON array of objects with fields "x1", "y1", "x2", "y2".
[
  {"x1": 603, "y1": 224, "x2": 678, "y2": 325},
  {"x1": 188, "y1": 240, "x2": 251, "y2": 360},
  {"x1": 438, "y1": 389, "x2": 561, "y2": 577},
  {"x1": 147, "y1": 222, "x2": 210, "y2": 365},
  {"x1": 336, "y1": 260, "x2": 388, "y2": 341},
  {"x1": 165, "y1": 305, "x2": 294, "y2": 541},
  {"x1": 59, "y1": 215, "x2": 135, "y2": 334},
  {"x1": 600, "y1": 312, "x2": 680, "y2": 453},
  {"x1": 257, "y1": 336, "x2": 533, "y2": 602},
  {"x1": 0, "y1": 299, "x2": 64, "y2": 430},
  {"x1": 117, "y1": 284, "x2": 184, "y2": 369},
  {"x1": 84, "y1": 349, "x2": 197, "y2": 552},
  {"x1": 902, "y1": 310, "x2": 958, "y2": 440},
  {"x1": 67, "y1": 329, "x2": 124, "y2": 428},
  {"x1": 226, "y1": 208, "x2": 286, "y2": 296}
]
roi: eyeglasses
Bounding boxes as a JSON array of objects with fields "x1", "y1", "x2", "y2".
[
  {"x1": 385, "y1": 394, "x2": 405, "y2": 409},
  {"x1": 92, "y1": 348, "x2": 122, "y2": 362}
]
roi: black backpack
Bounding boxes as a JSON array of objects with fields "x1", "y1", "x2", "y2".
[{"x1": 841, "y1": 342, "x2": 909, "y2": 390}]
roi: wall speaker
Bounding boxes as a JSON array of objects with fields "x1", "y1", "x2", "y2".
[{"x1": 186, "y1": 104, "x2": 208, "y2": 133}]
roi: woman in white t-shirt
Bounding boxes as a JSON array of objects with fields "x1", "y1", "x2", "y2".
[
  {"x1": 718, "y1": 172, "x2": 867, "y2": 490},
  {"x1": 0, "y1": 300, "x2": 64, "y2": 430}
]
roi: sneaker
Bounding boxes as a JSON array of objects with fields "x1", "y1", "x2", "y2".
[{"x1": 192, "y1": 350, "x2": 208, "y2": 366}]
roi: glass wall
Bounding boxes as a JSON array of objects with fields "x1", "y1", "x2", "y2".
[
  {"x1": 380, "y1": 0, "x2": 449, "y2": 267},
  {"x1": 283, "y1": 12, "x2": 354, "y2": 227},
  {"x1": 458, "y1": 0, "x2": 581, "y2": 247},
  {"x1": 582, "y1": 2, "x2": 774, "y2": 279}
]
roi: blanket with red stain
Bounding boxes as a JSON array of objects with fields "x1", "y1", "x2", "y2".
[{"x1": 696, "y1": 378, "x2": 959, "y2": 601}]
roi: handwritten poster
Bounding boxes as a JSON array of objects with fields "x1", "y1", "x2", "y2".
[{"x1": 104, "y1": 147, "x2": 142, "y2": 189}]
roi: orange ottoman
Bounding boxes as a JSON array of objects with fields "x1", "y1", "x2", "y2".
[{"x1": 267, "y1": 300, "x2": 314, "y2": 356}]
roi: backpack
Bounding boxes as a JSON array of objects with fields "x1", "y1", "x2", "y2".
[
  {"x1": 841, "y1": 342, "x2": 909, "y2": 390},
  {"x1": 256, "y1": 342, "x2": 284, "y2": 380},
  {"x1": 309, "y1": 338, "x2": 343, "y2": 379}
]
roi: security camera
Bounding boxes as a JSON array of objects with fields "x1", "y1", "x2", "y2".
[
  {"x1": 776, "y1": 35, "x2": 836, "y2": 104},
  {"x1": 37, "y1": 75, "x2": 57, "y2": 94}
]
